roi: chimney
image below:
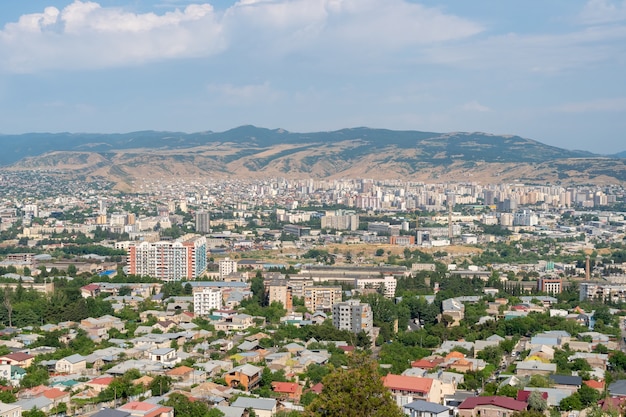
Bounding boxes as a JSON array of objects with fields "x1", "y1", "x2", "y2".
[{"x1": 585, "y1": 255, "x2": 590, "y2": 280}]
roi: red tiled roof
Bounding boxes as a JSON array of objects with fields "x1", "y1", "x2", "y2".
[
  {"x1": 43, "y1": 388, "x2": 68, "y2": 400},
  {"x1": 89, "y1": 376, "x2": 114, "y2": 386},
  {"x1": 272, "y1": 382, "x2": 300, "y2": 393},
  {"x1": 1, "y1": 352, "x2": 34, "y2": 361},
  {"x1": 517, "y1": 390, "x2": 548, "y2": 402},
  {"x1": 584, "y1": 380, "x2": 605, "y2": 390},
  {"x1": 309, "y1": 383, "x2": 323, "y2": 394},
  {"x1": 81, "y1": 284, "x2": 100, "y2": 291},
  {"x1": 382, "y1": 374, "x2": 433, "y2": 393},
  {"x1": 411, "y1": 358, "x2": 443, "y2": 369},
  {"x1": 166, "y1": 366, "x2": 194, "y2": 376},
  {"x1": 459, "y1": 396, "x2": 527, "y2": 411}
]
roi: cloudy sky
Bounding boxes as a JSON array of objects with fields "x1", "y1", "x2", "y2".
[{"x1": 1, "y1": 0, "x2": 625, "y2": 154}]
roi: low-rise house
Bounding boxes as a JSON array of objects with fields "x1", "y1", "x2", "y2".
[
  {"x1": 549, "y1": 375, "x2": 582, "y2": 393},
  {"x1": 403, "y1": 400, "x2": 450, "y2": 417},
  {"x1": 224, "y1": 364, "x2": 262, "y2": 391},
  {"x1": 55, "y1": 354, "x2": 87, "y2": 374},
  {"x1": 214, "y1": 313, "x2": 254, "y2": 332},
  {"x1": 148, "y1": 348, "x2": 180, "y2": 366},
  {"x1": 515, "y1": 360, "x2": 556, "y2": 377},
  {"x1": 457, "y1": 396, "x2": 527, "y2": 417},
  {"x1": 271, "y1": 381, "x2": 303, "y2": 402},
  {"x1": 0, "y1": 402, "x2": 21, "y2": 417},
  {"x1": 0, "y1": 352, "x2": 34, "y2": 368},
  {"x1": 382, "y1": 374, "x2": 443, "y2": 406},
  {"x1": 231, "y1": 397, "x2": 277, "y2": 417},
  {"x1": 87, "y1": 376, "x2": 115, "y2": 393},
  {"x1": 117, "y1": 401, "x2": 173, "y2": 417}
]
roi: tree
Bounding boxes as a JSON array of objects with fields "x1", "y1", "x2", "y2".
[
  {"x1": 149, "y1": 375, "x2": 172, "y2": 396},
  {"x1": 527, "y1": 391, "x2": 548, "y2": 412},
  {"x1": 165, "y1": 393, "x2": 224, "y2": 417},
  {"x1": 305, "y1": 353, "x2": 404, "y2": 417}
]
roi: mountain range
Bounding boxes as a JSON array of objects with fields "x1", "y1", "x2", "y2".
[{"x1": 1, "y1": 126, "x2": 625, "y2": 191}]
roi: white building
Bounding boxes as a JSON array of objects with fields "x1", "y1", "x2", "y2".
[
  {"x1": 355, "y1": 275, "x2": 397, "y2": 299},
  {"x1": 219, "y1": 258, "x2": 238, "y2": 279},
  {"x1": 193, "y1": 287, "x2": 223, "y2": 315}
]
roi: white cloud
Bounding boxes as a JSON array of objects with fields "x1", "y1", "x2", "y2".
[
  {"x1": 580, "y1": 0, "x2": 626, "y2": 25},
  {"x1": 423, "y1": 24, "x2": 626, "y2": 73},
  {"x1": 552, "y1": 97, "x2": 626, "y2": 113},
  {"x1": 462, "y1": 100, "x2": 490, "y2": 112},
  {"x1": 0, "y1": 0, "x2": 482, "y2": 73},
  {"x1": 206, "y1": 81, "x2": 282, "y2": 105}
]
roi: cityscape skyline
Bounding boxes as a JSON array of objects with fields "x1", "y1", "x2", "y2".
[{"x1": 1, "y1": 1, "x2": 626, "y2": 154}]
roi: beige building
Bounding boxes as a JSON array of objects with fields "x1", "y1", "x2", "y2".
[
  {"x1": 304, "y1": 286, "x2": 342, "y2": 312},
  {"x1": 267, "y1": 279, "x2": 293, "y2": 311}
]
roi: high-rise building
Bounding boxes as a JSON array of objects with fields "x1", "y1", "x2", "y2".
[
  {"x1": 128, "y1": 234, "x2": 207, "y2": 281},
  {"x1": 219, "y1": 257, "x2": 238, "y2": 279},
  {"x1": 304, "y1": 286, "x2": 342, "y2": 312},
  {"x1": 267, "y1": 279, "x2": 293, "y2": 311},
  {"x1": 195, "y1": 211, "x2": 211, "y2": 234},
  {"x1": 332, "y1": 299, "x2": 373, "y2": 335},
  {"x1": 193, "y1": 287, "x2": 222, "y2": 315}
]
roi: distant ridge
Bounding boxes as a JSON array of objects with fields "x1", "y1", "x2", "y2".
[{"x1": 2, "y1": 126, "x2": 625, "y2": 190}]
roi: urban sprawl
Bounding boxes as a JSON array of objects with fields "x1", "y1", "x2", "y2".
[{"x1": 1, "y1": 171, "x2": 626, "y2": 417}]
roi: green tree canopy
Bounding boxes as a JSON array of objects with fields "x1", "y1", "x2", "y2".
[{"x1": 305, "y1": 353, "x2": 404, "y2": 417}]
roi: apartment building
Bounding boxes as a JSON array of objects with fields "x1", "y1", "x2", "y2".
[
  {"x1": 304, "y1": 286, "x2": 342, "y2": 312},
  {"x1": 128, "y1": 234, "x2": 207, "y2": 281},
  {"x1": 332, "y1": 299, "x2": 373, "y2": 335},
  {"x1": 219, "y1": 258, "x2": 238, "y2": 279},
  {"x1": 267, "y1": 279, "x2": 293, "y2": 311},
  {"x1": 195, "y1": 211, "x2": 211, "y2": 234},
  {"x1": 193, "y1": 287, "x2": 223, "y2": 316},
  {"x1": 537, "y1": 277, "x2": 563, "y2": 294}
]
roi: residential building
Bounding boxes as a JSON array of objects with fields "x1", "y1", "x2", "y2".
[
  {"x1": 219, "y1": 258, "x2": 238, "y2": 279},
  {"x1": 224, "y1": 364, "x2": 263, "y2": 391},
  {"x1": 403, "y1": 400, "x2": 450, "y2": 417},
  {"x1": 267, "y1": 279, "x2": 293, "y2": 311},
  {"x1": 128, "y1": 234, "x2": 207, "y2": 281},
  {"x1": 195, "y1": 211, "x2": 211, "y2": 234},
  {"x1": 332, "y1": 299, "x2": 373, "y2": 335},
  {"x1": 537, "y1": 277, "x2": 563, "y2": 294},
  {"x1": 457, "y1": 396, "x2": 527, "y2": 417},
  {"x1": 193, "y1": 287, "x2": 223, "y2": 316},
  {"x1": 0, "y1": 403, "x2": 21, "y2": 417},
  {"x1": 320, "y1": 212, "x2": 359, "y2": 231},
  {"x1": 382, "y1": 374, "x2": 443, "y2": 406},
  {"x1": 354, "y1": 276, "x2": 397, "y2": 298},
  {"x1": 304, "y1": 286, "x2": 342, "y2": 312},
  {"x1": 231, "y1": 397, "x2": 276, "y2": 417},
  {"x1": 55, "y1": 354, "x2": 87, "y2": 374}
]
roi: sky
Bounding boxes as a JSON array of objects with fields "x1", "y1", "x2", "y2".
[{"x1": 0, "y1": 1, "x2": 626, "y2": 154}]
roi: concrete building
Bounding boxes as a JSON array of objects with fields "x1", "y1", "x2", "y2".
[
  {"x1": 219, "y1": 258, "x2": 238, "y2": 279},
  {"x1": 267, "y1": 280, "x2": 293, "y2": 311},
  {"x1": 355, "y1": 276, "x2": 397, "y2": 298},
  {"x1": 304, "y1": 286, "x2": 342, "y2": 312},
  {"x1": 195, "y1": 211, "x2": 211, "y2": 234},
  {"x1": 321, "y1": 212, "x2": 359, "y2": 231},
  {"x1": 193, "y1": 287, "x2": 223, "y2": 316},
  {"x1": 332, "y1": 299, "x2": 373, "y2": 335},
  {"x1": 537, "y1": 277, "x2": 563, "y2": 294},
  {"x1": 128, "y1": 234, "x2": 207, "y2": 281}
]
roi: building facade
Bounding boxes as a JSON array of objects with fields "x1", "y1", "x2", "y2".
[
  {"x1": 332, "y1": 299, "x2": 373, "y2": 335},
  {"x1": 128, "y1": 234, "x2": 207, "y2": 281},
  {"x1": 193, "y1": 287, "x2": 223, "y2": 315}
]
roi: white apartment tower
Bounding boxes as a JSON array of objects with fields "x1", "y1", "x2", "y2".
[
  {"x1": 193, "y1": 287, "x2": 223, "y2": 315},
  {"x1": 219, "y1": 257, "x2": 238, "y2": 279}
]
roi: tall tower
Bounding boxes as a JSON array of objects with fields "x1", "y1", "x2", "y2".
[
  {"x1": 195, "y1": 211, "x2": 211, "y2": 234},
  {"x1": 448, "y1": 199, "x2": 453, "y2": 241}
]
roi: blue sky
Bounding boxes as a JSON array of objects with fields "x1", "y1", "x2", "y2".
[{"x1": 1, "y1": 1, "x2": 625, "y2": 154}]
